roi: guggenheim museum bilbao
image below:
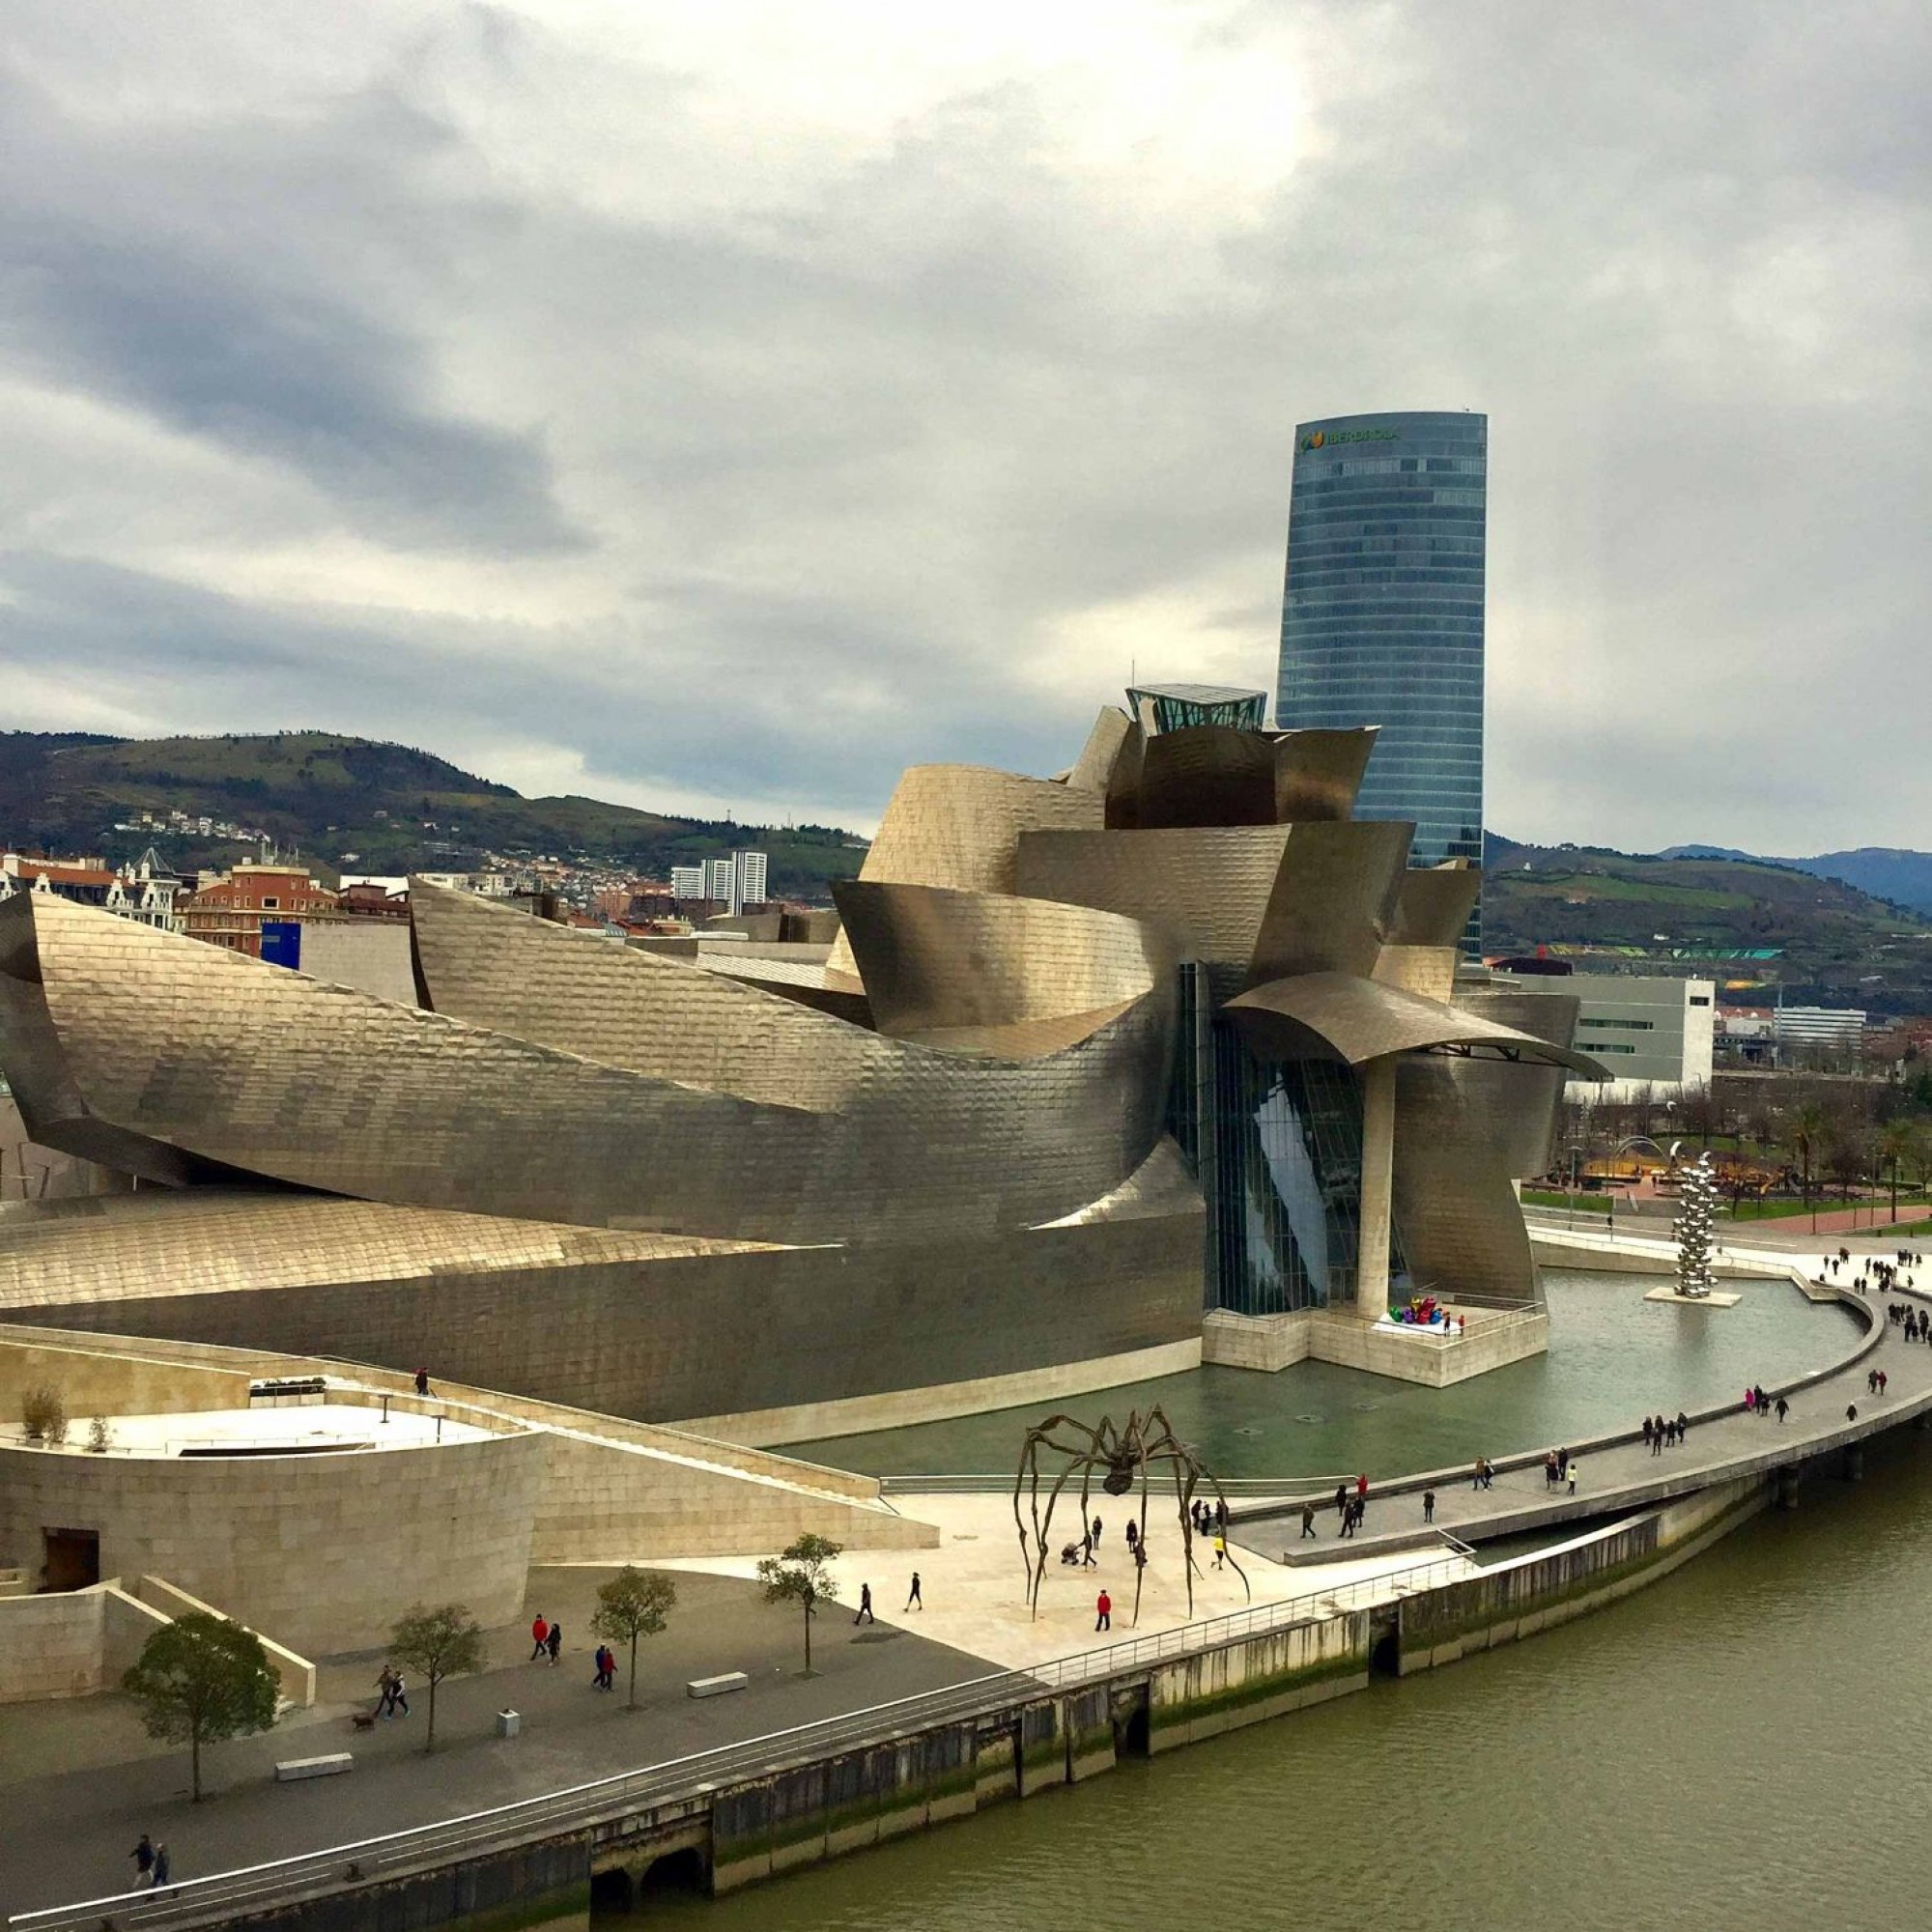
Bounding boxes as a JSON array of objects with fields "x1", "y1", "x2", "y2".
[{"x1": 0, "y1": 688, "x2": 1601, "y2": 1444}]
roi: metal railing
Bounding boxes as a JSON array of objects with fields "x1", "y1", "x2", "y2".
[
  {"x1": 8, "y1": 1550, "x2": 1469, "y2": 1932},
  {"x1": 877, "y1": 1473, "x2": 1351, "y2": 1497}
]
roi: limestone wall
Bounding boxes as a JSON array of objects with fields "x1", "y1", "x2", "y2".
[
  {"x1": 0, "y1": 1579, "x2": 169, "y2": 1703},
  {"x1": 13, "y1": 1211, "x2": 1205, "y2": 1438},
  {"x1": 0, "y1": 1332, "x2": 251, "y2": 1422},
  {"x1": 529, "y1": 1435, "x2": 935, "y2": 1562},
  {"x1": 0, "y1": 1431, "x2": 542, "y2": 1653}
]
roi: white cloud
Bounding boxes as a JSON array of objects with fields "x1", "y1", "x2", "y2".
[{"x1": 0, "y1": 0, "x2": 1927, "y2": 850}]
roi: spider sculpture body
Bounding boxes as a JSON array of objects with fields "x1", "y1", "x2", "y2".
[{"x1": 1012, "y1": 1406, "x2": 1248, "y2": 1625}]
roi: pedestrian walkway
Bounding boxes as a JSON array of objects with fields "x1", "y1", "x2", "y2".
[
  {"x1": 1237, "y1": 1245, "x2": 1932, "y2": 1567},
  {"x1": 0, "y1": 1570, "x2": 996, "y2": 1919}
]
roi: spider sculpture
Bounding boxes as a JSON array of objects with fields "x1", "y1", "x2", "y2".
[{"x1": 1012, "y1": 1406, "x2": 1249, "y2": 1626}]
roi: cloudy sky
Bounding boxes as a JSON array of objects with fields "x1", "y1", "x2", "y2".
[{"x1": 1, "y1": 1, "x2": 1926, "y2": 848}]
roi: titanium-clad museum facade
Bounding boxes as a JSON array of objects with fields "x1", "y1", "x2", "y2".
[
  {"x1": 1277, "y1": 410, "x2": 1488, "y2": 947},
  {"x1": 0, "y1": 692, "x2": 1591, "y2": 1439}
]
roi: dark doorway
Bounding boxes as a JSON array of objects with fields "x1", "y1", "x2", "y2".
[
  {"x1": 42, "y1": 1527, "x2": 99, "y2": 1592},
  {"x1": 587, "y1": 1867, "x2": 633, "y2": 1917},
  {"x1": 1369, "y1": 1604, "x2": 1402, "y2": 1677},
  {"x1": 1111, "y1": 1686, "x2": 1151, "y2": 1758},
  {"x1": 637, "y1": 1848, "x2": 707, "y2": 1897}
]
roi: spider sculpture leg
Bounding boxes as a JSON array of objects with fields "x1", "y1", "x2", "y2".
[{"x1": 1014, "y1": 1418, "x2": 1106, "y2": 1616}]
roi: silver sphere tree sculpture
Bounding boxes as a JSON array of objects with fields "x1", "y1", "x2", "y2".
[{"x1": 1674, "y1": 1148, "x2": 1719, "y2": 1299}]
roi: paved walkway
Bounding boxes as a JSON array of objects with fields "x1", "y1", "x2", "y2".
[
  {"x1": 0, "y1": 1570, "x2": 999, "y2": 1918},
  {"x1": 1237, "y1": 1240, "x2": 1932, "y2": 1567}
]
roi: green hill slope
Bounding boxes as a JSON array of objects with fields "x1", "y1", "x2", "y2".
[
  {"x1": 1484, "y1": 835, "x2": 1932, "y2": 1009},
  {"x1": 0, "y1": 731, "x2": 867, "y2": 900}
]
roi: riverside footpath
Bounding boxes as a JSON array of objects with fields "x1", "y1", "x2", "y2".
[{"x1": 1238, "y1": 1229, "x2": 1926, "y2": 1567}]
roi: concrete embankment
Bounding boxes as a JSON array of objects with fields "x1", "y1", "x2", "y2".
[{"x1": 79, "y1": 1481, "x2": 1776, "y2": 1932}]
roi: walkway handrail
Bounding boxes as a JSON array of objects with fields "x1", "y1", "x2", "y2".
[
  {"x1": 876, "y1": 1473, "x2": 1353, "y2": 1496},
  {"x1": 6, "y1": 1550, "x2": 1467, "y2": 1932}
]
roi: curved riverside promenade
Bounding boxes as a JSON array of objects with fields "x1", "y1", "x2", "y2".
[
  {"x1": 1237, "y1": 1227, "x2": 1920, "y2": 1564},
  {"x1": 14, "y1": 1230, "x2": 1930, "y2": 1932}
]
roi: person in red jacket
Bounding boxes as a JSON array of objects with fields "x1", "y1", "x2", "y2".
[
  {"x1": 1095, "y1": 1589, "x2": 1112, "y2": 1632},
  {"x1": 529, "y1": 1613, "x2": 550, "y2": 1662}
]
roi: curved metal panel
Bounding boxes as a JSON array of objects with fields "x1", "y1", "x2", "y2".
[
  {"x1": 1391, "y1": 1056, "x2": 1542, "y2": 1303},
  {"x1": 831, "y1": 881, "x2": 1174, "y2": 1041},
  {"x1": 1388, "y1": 863, "x2": 1483, "y2": 946},
  {"x1": 5, "y1": 895, "x2": 1174, "y2": 1246},
  {"x1": 413, "y1": 880, "x2": 895, "y2": 1112},
  {"x1": 1015, "y1": 825, "x2": 1292, "y2": 997},
  {"x1": 826, "y1": 763, "x2": 1103, "y2": 983},
  {"x1": 1226, "y1": 970, "x2": 1608, "y2": 1077},
  {"x1": 1065, "y1": 705, "x2": 1134, "y2": 792},
  {"x1": 1437, "y1": 987, "x2": 1581, "y2": 1178},
  {"x1": 1136, "y1": 725, "x2": 1279, "y2": 828},
  {"x1": 1371, "y1": 945, "x2": 1456, "y2": 1004},
  {"x1": 1252, "y1": 819, "x2": 1411, "y2": 982},
  {"x1": 1272, "y1": 727, "x2": 1378, "y2": 823}
]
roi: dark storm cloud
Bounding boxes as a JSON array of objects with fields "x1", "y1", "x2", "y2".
[
  {"x1": 0, "y1": 2, "x2": 1928, "y2": 845},
  {"x1": 0, "y1": 62, "x2": 580, "y2": 554}
]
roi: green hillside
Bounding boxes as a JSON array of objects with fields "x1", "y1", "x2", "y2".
[
  {"x1": 1485, "y1": 836, "x2": 1932, "y2": 1009},
  {"x1": 0, "y1": 731, "x2": 867, "y2": 901}
]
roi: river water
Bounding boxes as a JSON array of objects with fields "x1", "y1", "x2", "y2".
[
  {"x1": 627, "y1": 1426, "x2": 1932, "y2": 1929},
  {"x1": 788, "y1": 1269, "x2": 1860, "y2": 1480}
]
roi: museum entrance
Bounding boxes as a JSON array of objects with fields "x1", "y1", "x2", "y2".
[{"x1": 42, "y1": 1527, "x2": 99, "y2": 1592}]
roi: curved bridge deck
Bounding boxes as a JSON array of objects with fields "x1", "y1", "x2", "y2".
[{"x1": 1237, "y1": 1238, "x2": 1924, "y2": 1564}]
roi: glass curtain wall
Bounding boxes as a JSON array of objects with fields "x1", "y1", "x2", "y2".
[
  {"x1": 1276, "y1": 410, "x2": 1486, "y2": 952},
  {"x1": 1169, "y1": 971, "x2": 1406, "y2": 1318}
]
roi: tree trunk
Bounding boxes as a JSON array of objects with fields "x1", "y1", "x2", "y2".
[
  {"x1": 191, "y1": 1727, "x2": 202, "y2": 1803},
  {"x1": 425, "y1": 1676, "x2": 438, "y2": 1753},
  {"x1": 803, "y1": 1598, "x2": 813, "y2": 1674},
  {"x1": 628, "y1": 1633, "x2": 639, "y2": 1710}
]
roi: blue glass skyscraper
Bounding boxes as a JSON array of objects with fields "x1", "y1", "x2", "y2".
[{"x1": 1276, "y1": 410, "x2": 1486, "y2": 949}]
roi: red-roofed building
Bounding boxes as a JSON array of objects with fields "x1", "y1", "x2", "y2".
[{"x1": 180, "y1": 864, "x2": 342, "y2": 958}]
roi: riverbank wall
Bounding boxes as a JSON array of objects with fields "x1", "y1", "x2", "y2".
[{"x1": 1395, "y1": 1476, "x2": 1769, "y2": 1674}]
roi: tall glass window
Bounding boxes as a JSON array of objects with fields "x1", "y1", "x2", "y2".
[{"x1": 1276, "y1": 411, "x2": 1486, "y2": 951}]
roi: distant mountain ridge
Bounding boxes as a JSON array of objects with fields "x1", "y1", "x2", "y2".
[
  {"x1": 0, "y1": 730, "x2": 867, "y2": 900},
  {"x1": 1656, "y1": 844, "x2": 1932, "y2": 915}
]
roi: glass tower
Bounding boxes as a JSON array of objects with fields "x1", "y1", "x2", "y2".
[{"x1": 1276, "y1": 410, "x2": 1486, "y2": 950}]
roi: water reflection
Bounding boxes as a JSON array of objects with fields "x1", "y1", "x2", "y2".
[{"x1": 789, "y1": 1270, "x2": 1859, "y2": 1481}]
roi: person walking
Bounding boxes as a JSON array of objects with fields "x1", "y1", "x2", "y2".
[
  {"x1": 1333, "y1": 1481, "x2": 1349, "y2": 1521},
  {"x1": 413, "y1": 1366, "x2": 430, "y2": 1397},
  {"x1": 151, "y1": 1844, "x2": 171, "y2": 1889},
  {"x1": 1642, "y1": 1416, "x2": 1654, "y2": 1452},
  {"x1": 904, "y1": 1572, "x2": 923, "y2": 1611},
  {"x1": 1556, "y1": 1447, "x2": 1570, "y2": 1481},
  {"x1": 1775, "y1": 1395, "x2": 1789, "y2": 1422},
  {"x1": 1423, "y1": 1490, "x2": 1435, "y2": 1524},
  {"x1": 389, "y1": 1668, "x2": 409, "y2": 1717},
  {"x1": 546, "y1": 1619, "x2": 563, "y2": 1666},
  {"x1": 530, "y1": 1613, "x2": 550, "y2": 1662},
  {"x1": 854, "y1": 1582, "x2": 875, "y2": 1625},
  {"x1": 1879, "y1": 1370, "x2": 1889, "y2": 1397},
  {"x1": 1095, "y1": 1588, "x2": 1112, "y2": 1632},
  {"x1": 1301, "y1": 1503, "x2": 1318, "y2": 1539},
  {"x1": 129, "y1": 1834, "x2": 156, "y2": 1886},
  {"x1": 1847, "y1": 1404, "x2": 1860, "y2": 1423},
  {"x1": 1568, "y1": 1460, "x2": 1579, "y2": 1495},
  {"x1": 1650, "y1": 1421, "x2": 1663, "y2": 1458},
  {"x1": 1480, "y1": 1458, "x2": 1494, "y2": 1491},
  {"x1": 374, "y1": 1663, "x2": 398, "y2": 1719},
  {"x1": 1676, "y1": 1409, "x2": 1689, "y2": 1439},
  {"x1": 1212, "y1": 1531, "x2": 1227, "y2": 1570},
  {"x1": 1091, "y1": 1516, "x2": 1102, "y2": 1549}
]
